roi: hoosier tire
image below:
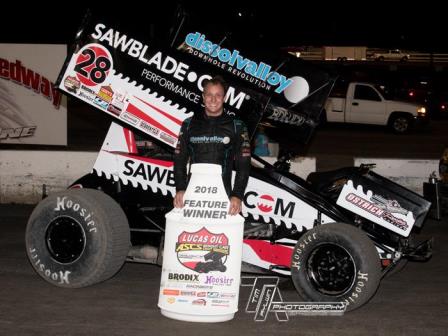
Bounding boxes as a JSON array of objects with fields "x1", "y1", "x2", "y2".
[
  {"x1": 25, "y1": 189, "x2": 130, "y2": 288},
  {"x1": 290, "y1": 223, "x2": 381, "y2": 311}
]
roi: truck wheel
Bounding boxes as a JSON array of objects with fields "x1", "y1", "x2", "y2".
[
  {"x1": 25, "y1": 189, "x2": 130, "y2": 288},
  {"x1": 390, "y1": 115, "x2": 411, "y2": 133},
  {"x1": 290, "y1": 223, "x2": 381, "y2": 311}
]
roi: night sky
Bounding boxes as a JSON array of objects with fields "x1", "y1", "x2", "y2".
[{"x1": 1, "y1": 1, "x2": 446, "y2": 52}]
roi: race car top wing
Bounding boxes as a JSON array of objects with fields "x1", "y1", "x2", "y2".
[{"x1": 56, "y1": 10, "x2": 335, "y2": 148}]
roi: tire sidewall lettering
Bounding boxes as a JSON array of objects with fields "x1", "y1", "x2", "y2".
[
  {"x1": 54, "y1": 196, "x2": 98, "y2": 234},
  {"x1": 28, "y1": 246, "x2": 72, "y2": 285}
]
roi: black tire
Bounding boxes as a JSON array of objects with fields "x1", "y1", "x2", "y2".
[
  {"x1": 290, "y1": 223, "x2": 381, "y2": 311},
  {"x1": 389, "y1": 114, "x2": 411, "y2": 134},
  {"x1": 26, "y1": 189, "x2": 130, "y2": 288}
]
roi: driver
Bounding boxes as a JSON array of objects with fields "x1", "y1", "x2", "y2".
[{"x1": 173, "y1": 75, "x2": 251, "y2": 215}]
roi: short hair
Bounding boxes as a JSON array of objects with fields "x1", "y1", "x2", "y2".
[{"x1": 203, "y1": 75, "x2": 228, "y2": 94}]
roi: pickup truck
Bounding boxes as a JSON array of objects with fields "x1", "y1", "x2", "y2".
[
  {"x1": 373, "y1": 49, "x2": 410, "y2": 62},
  {"x1": 324, "y1": 82, "x2": 427, "y2": 133}
]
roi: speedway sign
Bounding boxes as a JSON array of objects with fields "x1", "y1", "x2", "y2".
[{"x1": 1, "y1": 44, "x2": 67, "y2": 145}]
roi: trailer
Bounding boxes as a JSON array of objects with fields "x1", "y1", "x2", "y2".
[{"x1": 324, "y1": 46, "x2": 367, "y2": 61}]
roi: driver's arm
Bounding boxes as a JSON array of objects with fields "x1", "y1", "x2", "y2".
[{"x1": 231, "y1": 120, "x2": 251, "y2": 201}]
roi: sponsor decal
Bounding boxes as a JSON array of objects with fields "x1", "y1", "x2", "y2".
[
  {"x1": 176, "y1": 227, "x2": 229, "y2": 273},
  {"x1": 120, "y1": 112, "x2": 139, "y2": 125},
  {"x1": 78, "y1": 90, "x2": 95, "y2": 102},
  {"x1": 186, "y1": 284, "x2": 213, "y2": 290},
  {"x1": 93, "y1": 96, "x2": 109, "y2": 109},
  {"x1": 337, "y1": 180, "x2": 414, "y2": 236},
  {"x1": 207, "y1": 292, "x2": 220, "y2": 298},
  {"x1": 244, "y1": 192, "x2": 295, "y2": 218},
  {"x1": 168, "y1": 273, "x2": 199, "y2": 282},
  {"x1": 122, "y1": 159, "x2": 175, "y2": 187},
  {"x1": 180, "y1": 290, "x2": 196, "y2": 296},
  {"x1": 185, "y1": 32, "x2": 293, "y2": 94},
  {"x1": 220, "y1": 293, "x2": 236, "y2": 299},
  {"x1": 267, "y1": 106, "x2": 306, "y2": 126},
  {"x1": 167, "y1": 297, "x2": 175, "y2": 304},
  {"x1": 98, "y1": 85, "x2": 114, "y2": 103},
  {"x1": 160, "y1": 131, "x2": 176, "y2": 145},
  {"x1": 78, "y1": 84, "x2": 96, "y2": 102},
  {"x1": 204, "y1": 275, "x2": 234, "y2": 286},
  {"x1": 163, "y1": 289, "x2": 180, "y2": 296},
  {"x1": 64, "y1": 75, "x2": 80, "y2": 93},
  {"x1": 80, "y1": 84, "x2": 96, "y2": 95},
  {"x1": 371, "y1": 194, "x2": 409, "y2": 215},
  {"x1": 189, "y1": 135, "x2": 227, "y2": 144},
  {"x1": 107, "y1": 103, "x2": 122, "y2": 116},
  {"x1": 139, "y1": 120, "x2": 160, "y2": 135},
  {"x1": 346, "y1": 193, "x2": 386, "y2": 217},
  {"x1": 141, "y1": 68, "x2": 201, "y2": 104},
  {"x1": 192, "y1": 299, "x2": 207, "y2": 306}
]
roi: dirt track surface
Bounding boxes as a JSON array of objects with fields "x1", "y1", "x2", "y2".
[{"x1": 0, "y1": 204, "x2": 447, "y2": 335}]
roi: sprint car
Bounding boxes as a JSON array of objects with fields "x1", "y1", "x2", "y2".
[{"x1": 25, "y1": 10, "x2": 432, "y2": 311}]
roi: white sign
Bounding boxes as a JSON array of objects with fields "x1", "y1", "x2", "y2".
[{"x1": 0, "y1": 44, "x2": 67, "y2": 145}]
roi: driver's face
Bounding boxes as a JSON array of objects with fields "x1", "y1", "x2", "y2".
[{"x1": 203, "y1": 83, "x2": 225, "y2": 117}]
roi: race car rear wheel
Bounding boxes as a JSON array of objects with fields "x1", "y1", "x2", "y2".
[
  {"x1": 290, "y1": 223, "x2": 381, "y2": 311},
  {"x1": 26, "y1": 189, "x2": 130, "y2": 288}
]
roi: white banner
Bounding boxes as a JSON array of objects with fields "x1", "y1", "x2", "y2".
[{"x1": 0, "y1": 44, "x2": 67, "y2": 145}]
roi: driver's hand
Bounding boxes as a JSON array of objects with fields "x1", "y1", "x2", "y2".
[
  {"x1": 229, "y1": 196, "x2": 242, "y2": 216},
  {"x1": 173, "y1": 190, "x2": 185, "y2": 208}
]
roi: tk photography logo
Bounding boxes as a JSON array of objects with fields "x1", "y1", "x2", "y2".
[{"x1": 242, "y1": 277, "x2": 346, "y2": 321}]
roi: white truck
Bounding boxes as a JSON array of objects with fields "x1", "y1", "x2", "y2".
[
  {"x1": 323, "y1": 46, "x2": 367, "y2": 61},
  {"x1": 324, "y1": 82, "x2": 428, "y2": 133},
  {"x1": 373, "y1": 49, "x2": 410, "y2": 62}
]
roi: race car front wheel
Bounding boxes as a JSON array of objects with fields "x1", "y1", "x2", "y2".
[
  {"x1": 25, "y1": 189, "x2": 130, "y2": 288},
  {"x1": 290, "y1": 223, "x2": 381, "y2": 311}
]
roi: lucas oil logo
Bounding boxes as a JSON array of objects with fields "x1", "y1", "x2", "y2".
[
  {"x1": 176, "y1": 227, "x2": 229, "y2": 274},
  {"x1": 244, "y1": 192, "x2": 295, "y2": 217}
]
